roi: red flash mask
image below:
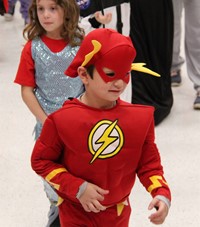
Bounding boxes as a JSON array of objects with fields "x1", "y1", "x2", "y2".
[
  {"x1": 94, "y1": 44, "x2": 134, "y2": 83},
  {"x1": 65, "y1": 29, "x2": 135, "y2": 84},
  {"x1": 65, "y1": 29, "x2": 160, "y2": 83}
]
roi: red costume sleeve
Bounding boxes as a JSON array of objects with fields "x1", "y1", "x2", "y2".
[
  {"x1": 136, "y1": 120, "x2": 171, "y2": 201},
  {"x1": 31, "y1": 116, "x2": 85, "y2": 202}
]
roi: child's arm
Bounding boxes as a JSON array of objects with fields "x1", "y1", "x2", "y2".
[
  {"x1": 31, "y1": 116, "x2": 86, "y2": 201},
  {"x1": 77, "y1": 182, "x2": 109, "y2": 213},
  {"x1": 136, "y1": 116, "x2": 171, "y2": 223},
  {"x1": 15, "y1": 41, "x2": 47, "y2": 124},
  {"x1": 21, "y1": 86, "x2": 47, "y2": 124},
  {"x1": 148, "y1": 196, "x2": 169, "y2": 224}
]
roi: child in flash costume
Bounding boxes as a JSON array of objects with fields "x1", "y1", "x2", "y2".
[{"x1": 31, "y1": 29, "x2": 171, "y2": 227}]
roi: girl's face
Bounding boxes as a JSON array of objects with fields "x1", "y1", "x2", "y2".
[
  {"x1": 79, "y1": 67, "x2": 127, "y2": 109},
  {"x1": 36, "y1": 0, "x2": 64, "y2": 39}
]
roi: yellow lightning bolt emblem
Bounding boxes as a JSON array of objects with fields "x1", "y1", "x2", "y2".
[
  {"x1": 148, "y1": 175, "x2": 168, "y2": 193},
  {"x1": 90, "y1": 120, "x2": 118, "y2": 163}
]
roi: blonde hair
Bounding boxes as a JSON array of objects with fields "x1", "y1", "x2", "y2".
[{"x1": 23, "y1": 0, "x2": 84, "y2": 46}]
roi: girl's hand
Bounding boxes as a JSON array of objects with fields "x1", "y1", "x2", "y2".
[
  {"x1": 78, "y1": 183, "x2": 109, "y2": 213},
  {"x1": 94, "y1": 11, "x2": 112, "y2": 24},
  {"x1": 148, "y1": 197, "x2": 169, "y2": 224}
]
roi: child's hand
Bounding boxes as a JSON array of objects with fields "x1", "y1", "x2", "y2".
[
  {"x1": 78, "y1": 183, "x2": 109, "y2": 213},
  {"x1": 148, "y1": 197, "x2": 169, "y2": 224},
  {"x1": 94, "y1": 11, "x2": 112, "y2": 24}
]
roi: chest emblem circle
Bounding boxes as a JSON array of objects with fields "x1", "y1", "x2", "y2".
[{"x1": 88, "y1": 119, "x2": 124, "y2": 163}]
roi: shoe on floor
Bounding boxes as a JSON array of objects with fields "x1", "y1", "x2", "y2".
[
  {"x1": 4, "y1": 13, "x2": 14, "y2": 21},
  {"x1": 4, "y1": 4, "x2": 15, "y2": 21},
  {"x1": 171, "y1": 70, "x2": 181, "y2": 87},
  {"x1": 193, "y1": 92, "x2": 200, "y2": 110},
  {"x1": 24, "y1": 19, "x2": 29, "y2": 26}
]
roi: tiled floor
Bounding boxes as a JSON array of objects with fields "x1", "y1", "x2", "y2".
[{"x1": 0, "y1": 4, "x2": 200, "y2": 227}]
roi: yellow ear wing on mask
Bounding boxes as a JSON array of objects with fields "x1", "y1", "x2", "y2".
[
  {"x1": 81, "y1": 40, "x2": 101, "y2": 67},
  {"x1": 131, "y1": 63, "x2": 160, "y2": 77}
]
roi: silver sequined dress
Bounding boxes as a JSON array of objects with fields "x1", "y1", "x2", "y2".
[{"x1": 32, "y1": 37, "x2": 84, "y2": 138}]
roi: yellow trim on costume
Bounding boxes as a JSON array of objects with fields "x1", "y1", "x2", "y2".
[
  {"x1": 117, "y1": 203, "x2": 125, "y2": 216},
  {"x1": 131, "y1": 63, "x2": 160, "y2": 77},
  {"x1": 45, "y1": 168, "x2": 67, "y2": 207},
  {"x1": 81, "y1": 40, "x2": 101, "y2": 67},
  {"x1": 148, "y1": 175, "x2": 168, "y2": 193},
  {"x1": 47, "y1": 182, "x2": 61, "y2": 191},
  {"x1": 57, "y1": 197, "x2": 64, "y2": 206},
  {"x1": 45, "y1": 168, "x2": 67, "y2": 182}
]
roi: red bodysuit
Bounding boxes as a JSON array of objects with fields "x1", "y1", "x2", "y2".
[{"x1": 31, "y1": 98, "x2": 171, "y2": 226}]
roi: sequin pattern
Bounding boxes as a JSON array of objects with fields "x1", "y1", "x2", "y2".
[{"x1": 32, "y1": 38, "x2": 84, "y2": 138}]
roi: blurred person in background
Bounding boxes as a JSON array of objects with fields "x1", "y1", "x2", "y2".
[
  {"x1": 171, "y1": 0, "x2": 200, "y2": 109},
  {"x1": 4, "y1": 0, "x2": 31, "y2": 24},
  {"x1": 0, "y1": 0, "x2": 8, "y2": 15},
  {"x1": 130, "y1": 0, "x2": 174, "y2": 125}
]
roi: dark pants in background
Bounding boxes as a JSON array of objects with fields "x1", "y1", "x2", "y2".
[{"x1": 130, "y1": 0, "x2": 174, "y2": 125}]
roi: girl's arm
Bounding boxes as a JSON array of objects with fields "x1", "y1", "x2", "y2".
[
  {"x1": 21, "y1": 86, "x2": 47, "y2": 124},
  {"x1": 15, "y1": 41, "x2": 47, "y2": 123}
]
